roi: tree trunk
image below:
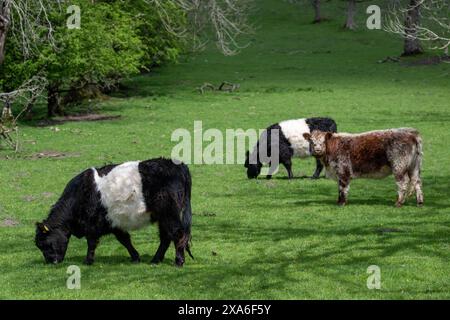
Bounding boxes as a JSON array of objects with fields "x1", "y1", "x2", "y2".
[
  {"x1": 0, "y1": 1, "x2": 11, "y2": 65},
  {"x1": 402, "y1": 0, "x2": 423, "y2": 56},
  {"x1": 311, "y1": 0, "x2": 322, "y2": 23},
  {"x1": 344, "y1": 0, "x2": 357, "y2": 30},
  {"x1": 24, "y1": 94, "x2": 38, "y2": 119},
  {"x1": 47, "y1": 83, "x2": 64, "y2": 117}
]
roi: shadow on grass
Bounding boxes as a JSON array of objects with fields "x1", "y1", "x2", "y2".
[
  {"x1": 86, "y1": 223, "x2": 449, "y2": 297},
  {"x1": 24, "y1": 250, "x2": 179, "y2": 268},
  {"x1": 239, "y1": 174, "x2": 449, "y2": 210},
  {"x1": 264, "y1": 175, "x2": 326, "y2": 180},
  {"x1": 5, "y1": 213, "x2": 450, "y2": 298},
  {"x1": 3, "y1": 172, "x2": 448, "y2": 298}
]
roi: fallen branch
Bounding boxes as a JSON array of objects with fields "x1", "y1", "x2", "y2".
[
  {"x1": 218, "y1": 81, "x2": 240, "y2": 92},
  {"x1": 197, "y1": 81, "x2": 240, "y2": 94},
  {"x1": 198, "y1": 82, "x2": 216, "y2": 94}
]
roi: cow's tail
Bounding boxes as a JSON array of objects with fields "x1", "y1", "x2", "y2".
[
  {"x1": 407, "y1": 132, "x2": 423, "y2": 197},
  {"x1": 181, "y1": 165, "x2": 194, "y2": 260},
  {"x1": 411, "y1": 132, "x2": 423, "y2": 172},
  {"x1": 182, "y1": 196, "x2": 194, "y2": 260}
]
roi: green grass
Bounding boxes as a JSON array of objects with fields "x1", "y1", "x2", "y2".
[{"x1": 1, "y1": 0, "x2": 450, "y2": 299}]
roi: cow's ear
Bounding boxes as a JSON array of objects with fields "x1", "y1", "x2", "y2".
[
  {"x1": 303, "y1": 133, "x2": 311, "y2": 141},
  {"x1": 325, "y1": 132, "x2": 333, "y2": 140},
  {"x1": 36, "y1": 222, "x2": 50, "y2": 233}
]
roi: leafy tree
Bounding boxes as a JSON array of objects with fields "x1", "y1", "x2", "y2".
[
  {"x1": 123, "y1": 0, "x2": 185, "y2": 69},
  {"x1": 43, "y1": 1, "x2": 145, "y2": 116},
  {"x1": 1, "y1": 0, "x2": 188, "y2": 116}
]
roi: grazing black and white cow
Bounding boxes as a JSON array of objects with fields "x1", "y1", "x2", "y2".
[
  {"x1": 303, "y1": 128, "x2": 424, "y2": 207},
  {"x1": 35, "y1": 158, "x2": 193, "y2": 267},
  {"x1": 245, "y1": 117, "x2": 337, "y2": 179}
]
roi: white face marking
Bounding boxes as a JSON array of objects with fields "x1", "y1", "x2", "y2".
[
  {"x1": 278, "y1": 119, "x2": 311, "y2": 158},
  {"x1": 93, "y1": 161, "x2": 150, "y2": 231},
  {"x1": 308, "y1": 131, "x2": 327, "y2": 156}
]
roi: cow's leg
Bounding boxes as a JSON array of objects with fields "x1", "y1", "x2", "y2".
[
  {"x1": 167, "y1": 221, "x2": 188, "y2": 267},
  {"x1": 112, "y1": 229, "x2": 140, "y2": 263},
  {"x1": 174, "y1": 229, "x2": 188, "y2": 267},
  {"x1": 337, "y1": 177, "x2": 350, "y2": 206},
  {"x1": 266, "y1": 161, "x2": 273, "y2": 179},
  {"x1": 266, "y1": 162, "x2": 281, "y2": 179},
  {"x1": 409, "y1": 171, "x2": 424, "y2": 207},
  {"x1": 85, "y1": 237, "x2": 100, "y2": 265},
  {"x1": 311, "y1": 158, "x2": 323, "y2": 179},
  {"x1": 155, "y1": 199, "x2": 187, "y2": 267},
  {"x1": 162, "y1": 223, "x2": 187, "y2": 267},
  {"x1": 151, "y1": 224, "x2": 171, "y2": 264},
  {"x1": 395, "y1": 173, "x2": 410, "y2": 207},
  {"x1": 282, "y1": 159, "x2": 294, "y2": 179}
]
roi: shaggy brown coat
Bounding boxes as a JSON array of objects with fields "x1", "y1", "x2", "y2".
[{"x1": 304, "y1": 128, "x2": 423, "y2": 207}]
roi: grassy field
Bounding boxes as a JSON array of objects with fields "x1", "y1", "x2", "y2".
[{"x1": 1, "y1": 0, "x2": 449, "y2": 299}]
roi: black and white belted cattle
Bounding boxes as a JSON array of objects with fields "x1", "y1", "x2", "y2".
[
  {"x1": 35, "y1": 158, "x2": 193, "y2": 267},
  {"x1": 245, "y1": 117, "x2": 337, "y2": 179}
]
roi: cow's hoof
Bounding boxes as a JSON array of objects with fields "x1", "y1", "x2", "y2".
[
  {"x1": 310, "y1": 175, "x2": 320, "y2": 180},
  {"x1": 175, "y1": 258, "x2": 185, "y2": 267},
  {"x1": 84, "y1": 259, "x2": 94, "y2": 265},
  {"x1": 337, "y1": 201, "x2": 346, "y2": 206},
  {"x1": 150, "y1": 258, "x2": 161, "y2": 265},
  {"x1": 417, "y1": 202, "x2": 424, "y2": 207},
  {"x1": 395, "y1": 202, "x2": 403, "y2": 208}
]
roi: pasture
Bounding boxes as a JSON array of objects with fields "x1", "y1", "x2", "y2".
[{"x1": 1, "y1": 0, "x2": 449, "y2": 299}]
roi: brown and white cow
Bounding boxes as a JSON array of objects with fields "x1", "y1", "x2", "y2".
[{"x1": 303, "y1": 128, "x2": 423, "y2": 207}]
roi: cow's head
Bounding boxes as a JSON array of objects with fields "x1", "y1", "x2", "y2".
[
  {"x1": 35, "y1": 222, "x2": 69, "y2": 264},
  {"x1": 303, "y1": 131, "x2": 333, "y2": 157},
  {"x1": 244, "y1": 151, "x2": 262, "y2": 179}
]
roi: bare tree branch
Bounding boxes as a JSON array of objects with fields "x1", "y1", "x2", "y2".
[
  {"x1": 0, "y1": 75, "x2": 48, "y2": 119},
  {"x1": 147, "y1": 0, "x2": 253, "y2": 56},
  {"x1": 0, "y1": 75, "x2": 48, "y2": 151},
  {"x1": 0, "y1": 0, "x2": 59, "y2": 64},
  {"x1": 385, "y1": 0, "x2": 450, "y2": 55}
]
